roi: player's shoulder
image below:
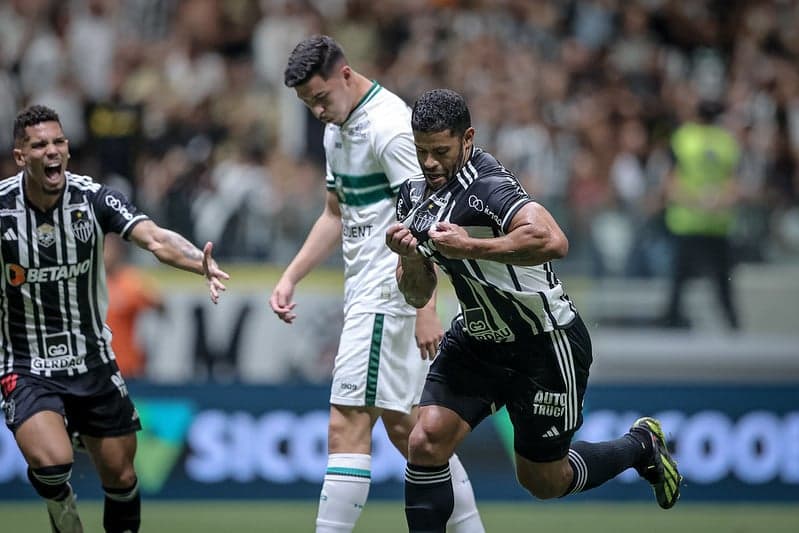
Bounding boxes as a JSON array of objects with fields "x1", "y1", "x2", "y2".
[
  {"x1": 66, "y1": 171, "x2": 103, "y2": 192},
  {"x1": 0, "y1": 172, "x2": 22, "y2": 195},
  {"x1": 361, "y1": 85, "x2": 413, "y2": 137}
]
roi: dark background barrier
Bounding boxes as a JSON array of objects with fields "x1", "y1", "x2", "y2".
[{"x1": 1, "y1": 383, "x2": 796, "y2": 502}]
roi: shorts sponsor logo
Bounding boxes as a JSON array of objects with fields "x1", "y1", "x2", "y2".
[
  {"x1": 339, "y1": 382, "x2": 357, "y2": 392},
  {"x1": 532, "y1": 390, "x2": 567, "y2": 417}
]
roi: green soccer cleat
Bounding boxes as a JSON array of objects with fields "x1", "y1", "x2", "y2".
[{"x1": 630, "y1": 417, "x2": 682, "y2": 510}]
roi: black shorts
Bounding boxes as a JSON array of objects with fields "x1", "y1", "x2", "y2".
[
  {"x1": 0, "y1": 361, "x2": 141, "y2": 437},
  {"x1": 421, "y1": 315, "x2": 592, "y2": 462}
]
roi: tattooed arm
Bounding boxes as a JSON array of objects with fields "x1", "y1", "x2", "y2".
[{"x1": 127, "y1": 220, "x2": 230, "y2": 303}]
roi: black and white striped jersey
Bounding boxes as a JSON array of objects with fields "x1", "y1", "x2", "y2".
[
  {"x1": 0, "y1": 171, "x2": 148, "y2": 378},
  {"x1": 397, "y1": 147, "x2": 577, "y2": 343}
]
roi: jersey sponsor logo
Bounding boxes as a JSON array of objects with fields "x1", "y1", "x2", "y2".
[
  {"x1": 342, "y1": 224, "x2": 373, "y2": 239},
  {"x1": 32, "y1": 333, "x2": 84, "y2": 371},
  {"x1": 533, "y1": 390, "x2": 567, "y2": 417},
  {"x1": 70, "y1": 209, "x2": 93, "y2": 243},
  {"x1": 5, "y1": 259, "x2": 91, "y2": 286},
  {"x1": 36, "y1": 223, "x2": 55, "y2": 247},
  {"x1": 463, "y1": 308, "x2": 513, "y2": 342},
  {"x1": 468, "y1": 194, "x2": 502, "y2": 227},
  {"x1": 104, "y1": 194, "x2": 133, "y2": 220}
]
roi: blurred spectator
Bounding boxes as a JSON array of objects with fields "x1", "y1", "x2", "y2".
[
  {"x1": 0, "y1": 0, "x2": 795, "y2": 275},
  {"x1": 104, "y1": 233, "x2": 165, "y2": 379},
  {"x1": 661, "y1": 100, "x2": 742, "y2": 330}
]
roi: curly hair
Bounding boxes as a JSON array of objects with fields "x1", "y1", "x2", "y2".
[
  {"x1": 411, "y1": 89, "x2": 471, "y2": 137},
  {"x1": 13, "y1": 105, "x2": 61, "y2": 146}
]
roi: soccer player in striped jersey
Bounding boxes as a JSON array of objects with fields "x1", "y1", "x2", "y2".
[
  {"x1": 0, "y1": 105, "x2": 229, "y2": 533},
  {"x1": 270, "y1": 36, "x2": 483, "y2": 533},
  {"x1": 387, "y1": 89, "x2": 682, "y2": 532}
]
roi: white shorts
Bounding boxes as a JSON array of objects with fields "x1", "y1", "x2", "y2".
[{"x1": 330, "y1": 312, "x2": 428, "y2": 414}]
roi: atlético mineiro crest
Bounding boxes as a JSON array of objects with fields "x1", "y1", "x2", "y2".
[
  {"x1": 71, "y1": 209, "x2": 93, "y2": 243},
  {"x1": 412, "y1": 208, "x2": 437, "y2": 233}
]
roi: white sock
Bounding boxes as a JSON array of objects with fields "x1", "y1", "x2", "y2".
[
  {"x1": 315, "y1": 453, "x2": 371, "y2": 533},
  {"x1": 447, "y1": 454, "x2": 485, "y2": 533}
]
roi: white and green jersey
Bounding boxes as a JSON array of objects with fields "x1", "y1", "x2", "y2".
[{"x1": 324, "y1": 82, "x2": 420, "y2": 316}]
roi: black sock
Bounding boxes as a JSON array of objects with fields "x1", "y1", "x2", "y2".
[
  {"x1": 404, "y1": 463, "x2": 454, "y2": 533},
  {"x1": 103, "y1": 479, "x2": 141, "y2": 533},
  {"x1": 562, "y1": 435, "x2": 649, "y2": 496},
  {"x1": 27, "y1": 464, "x2": 72, "y2": 500}
]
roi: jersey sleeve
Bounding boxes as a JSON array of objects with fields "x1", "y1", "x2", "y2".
[
  {"x1": 91, "y1": 185, "x2": 149, "y2": 238},
  {"x1": 396, "y1": 180, "x2": 414, "y2": 222},
  {"x1": 471, "y1": 174, "x2": 532, "y2": 234},
  {"x1": 373, "y1": 129, "x2": 422, "y2": 193}
]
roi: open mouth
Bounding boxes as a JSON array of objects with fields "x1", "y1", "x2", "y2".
[{"x1": 44, "y1": 163, "x2": 62, "y2": 180}]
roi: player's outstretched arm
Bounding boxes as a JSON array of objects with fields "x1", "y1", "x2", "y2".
[
  {"x1": 387, "y1": 223, "x2": 437, "y2": 308},
  {"x1": 269, "y1": 191, "x2": 342, "y2": 323},
  {"x1": 128, "y1": 220, "x2": 230, "y2": 304}
]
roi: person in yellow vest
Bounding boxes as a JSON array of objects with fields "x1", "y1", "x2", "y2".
[{"x1": 662, "y1": 100, "x2": 741, "y2": 330}]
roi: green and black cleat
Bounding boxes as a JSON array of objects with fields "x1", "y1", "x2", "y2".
[{"x1": 630, "y1": 417, "x2": 682, "y2": 509}]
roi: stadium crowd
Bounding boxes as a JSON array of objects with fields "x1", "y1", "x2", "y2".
[{"x1": 1, "y1": 0, "x2": 797, "y2": 277}]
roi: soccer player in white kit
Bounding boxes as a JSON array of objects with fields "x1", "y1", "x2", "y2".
[{"x1": 269, "y1": 36, "x2": 484, "y2": 533}]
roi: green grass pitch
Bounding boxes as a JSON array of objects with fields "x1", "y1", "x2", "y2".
[{"x1": 1, "y1": 501, "x2": 797, "y2": 532}]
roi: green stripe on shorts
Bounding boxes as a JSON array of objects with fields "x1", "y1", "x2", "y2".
[{"x1": 366, "y1": 314, "x2": 384, "y2": 406}]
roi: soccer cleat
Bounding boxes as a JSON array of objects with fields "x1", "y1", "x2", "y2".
[
  {"x1": 46, "y1": 485, "x2": 84, "y2": 533},
  {"x1": 630, "y1": 417, "x2": 682, "y2": 510}
]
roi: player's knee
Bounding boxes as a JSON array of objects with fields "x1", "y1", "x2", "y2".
[
  {"x1": 111, "y1": 465, "x2": 138, "y2": 489},
  {"x1": 27, "y1": 463, "x2": 73, "y2": 500},
  {"x1": 408, "y1": 423, "x2": 453, "y2": 464},
  {"x1": 516, "y1": 466, "x2": 567, "y2": 500}
]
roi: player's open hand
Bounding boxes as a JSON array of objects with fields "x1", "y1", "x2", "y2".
[
  {"x1": 269, "y1": 278, "x2": 297, "y2": 324},
  {"x1": 386, "y1": 223, "x2": 419, "y2": 257},
  {"x1": 202, "y1": 242, "x2": 230, "y2": 304},
  {"x1": 428, "y1": 222, "x2": 471, "y2": 259},
  {"x1": 415, "y1": 307, "x2": 444, "y2": 360}
]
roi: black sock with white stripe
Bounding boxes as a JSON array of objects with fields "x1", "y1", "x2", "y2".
[
  {"x1": 562, "y1": 436, "x2": 647, "y2": 496},
  {"x1": 103, "y1": 478, "x2": 141, "y2": 533},
  {"x1": 405, "y1": 463, "x2": 454, "y2": 533}
]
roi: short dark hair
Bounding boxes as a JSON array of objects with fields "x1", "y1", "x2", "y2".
[
  {"x1": 284, "y1": 35, "x2": 346, "y2": 88},
  {"x1": 411, "y1": 89, "x2": 472, "y2": 136},
  {"x1": 13, "y1": 105, "x2": 61, "y2": 146}
]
